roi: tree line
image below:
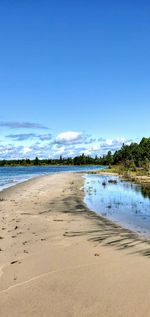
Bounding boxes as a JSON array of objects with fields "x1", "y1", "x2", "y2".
[
  {"x1": 0, "y1": 154, "x2": 102, "y2": 166},
  {"x1": 102, "y1": 137, "x2": 150, "y2": 171}
]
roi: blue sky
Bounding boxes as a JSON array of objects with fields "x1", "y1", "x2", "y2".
[{"x1": 0, "y1": 0, "x2": 150, "y2": 159}]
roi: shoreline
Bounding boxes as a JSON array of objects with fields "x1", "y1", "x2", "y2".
[
  {"x1": 1, "y1": 172, "x2": 150, "y2": 316},
  {"x1": 89, "y1": 168, "x2": 150, "y2": 185},
  {"x1": 1, "y1": 171, "x2": 148, "y2": 240}
]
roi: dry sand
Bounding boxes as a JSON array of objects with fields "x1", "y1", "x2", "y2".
[{"x1": 0, "y1": 172, "x2": 150, "y2": 317}]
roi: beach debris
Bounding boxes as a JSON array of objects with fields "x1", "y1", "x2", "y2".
[
  {"x1": 10, "y1": 260, "x2": 18, "y2": 265},
  {"x1": 108, "y1": 179, "x2": 117, "y2": 184},
  {"x1": 94, "y1": 253, "x2": 100, "y2": 256}
]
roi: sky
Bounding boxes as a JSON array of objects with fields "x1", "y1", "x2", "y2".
[{"x1": 0, "y1": 0, "x2": 150, "y2": 159}]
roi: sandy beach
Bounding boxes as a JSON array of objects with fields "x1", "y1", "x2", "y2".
[{"x1": 1, "y1": 172, "x2": 150, "y2": 317}]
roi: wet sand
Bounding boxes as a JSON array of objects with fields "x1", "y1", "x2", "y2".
[{"x1": 1, "y1": 172, "x2": 150, "y2": 317}]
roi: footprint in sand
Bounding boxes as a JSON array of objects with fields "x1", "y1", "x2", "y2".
[
  {"x1": 10, "y1": 260, "x2": 21, "y2": 265},
  {"x1": 22, "y1": 241, "x2": 28, "y2": 245},
  {"x1": 53, "y1": 219, "x2": 64, "y2": 222},
  {"x1": 23, "y1": 250, "x2": 29, "y2": 253}
]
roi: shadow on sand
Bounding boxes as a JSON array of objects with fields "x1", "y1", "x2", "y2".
[{"x1": 61, "y1": 195, "x2": 150, "y2": 258}]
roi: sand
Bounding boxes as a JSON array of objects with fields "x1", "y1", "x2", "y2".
[{"x1": 0, "y1": 172, "x2": 150, "y2": 317}]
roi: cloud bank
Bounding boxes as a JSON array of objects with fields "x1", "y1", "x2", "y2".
[{"x1": 0, "y1": 127, "x2": 136, "y2": 159}]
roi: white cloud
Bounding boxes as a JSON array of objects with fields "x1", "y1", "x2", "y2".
[
  {"x1": 54, "y1": 146, "x2": 65, "y2": 155},
  {"x1": 105, "y1": 137, "x2": 126, "y2": 146},
  {"x1": 91, "y1": 144, "x2": 100, "y2": 151},
  {"x1": 55, "y1": 131, "x2": 83, "y2": 144},
  {"x1": 105, "y1": 139, "x2": 113, "y2": 146},
  {"x1": 23, "y1": 147, "x2": 32, "y2": 154},
  {"x1": 80, "y1": 148, "x2": 91, "y2": 156}
]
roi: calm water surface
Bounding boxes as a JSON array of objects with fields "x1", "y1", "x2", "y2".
[
  {"x1": 0, "y1": 165, "x2": 104, "y2": 191},
  {"x1": 84, "y1": 174, "x2": 150, "y2": 237}
]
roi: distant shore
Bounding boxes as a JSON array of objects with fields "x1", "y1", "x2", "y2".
[{"x1": 1, "y1": 172, "x2": 150, "y2": 317}]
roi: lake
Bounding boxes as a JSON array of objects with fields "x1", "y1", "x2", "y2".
[
  {"x1": 84, "y1": 174, "x2": 150, "y2": 237},
  {"x1": 0, "y1": 165, "x2": 104, "y2": 191}
]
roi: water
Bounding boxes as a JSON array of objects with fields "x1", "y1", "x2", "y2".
[
  {"x1": 0, "y1": 165, "x2": 104, "y2": 192},
  {"x1": 84, "y1": 174, "x2": 150, "y2": 237}
]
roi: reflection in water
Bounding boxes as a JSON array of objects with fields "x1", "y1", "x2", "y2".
[
  {"x1": 84, "y1": 174, "x2": 150, "y2": 237},
  {"x1": 140, "y1": 186, "x2": 150, "y2": 199}
]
